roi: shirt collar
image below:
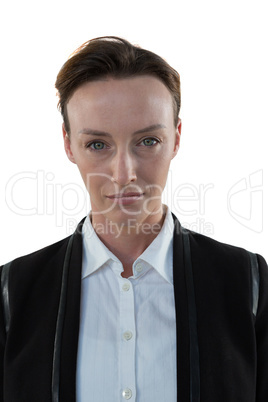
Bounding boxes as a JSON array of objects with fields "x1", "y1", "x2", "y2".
[
  {"x1": 136, "y1": 207, "x2": 174, "y2": 284},
  {"x1": 82, "y1": 217, "x2": 121, "y2": 279},
  {"x1": 82, "y1": 206, "x2": 174, "y2": 284}
]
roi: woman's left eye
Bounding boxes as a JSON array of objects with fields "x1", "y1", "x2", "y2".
[{"x1": 140, "y1": 138, "x2": 158, "y2": 146}]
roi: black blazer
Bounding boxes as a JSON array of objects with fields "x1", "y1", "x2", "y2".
[{"x1": 0, "y1": 216, "x2": 267, "y2": 402}]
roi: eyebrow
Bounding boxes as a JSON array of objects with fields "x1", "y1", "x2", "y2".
[{"x1": 78, "y1": 124, "x2": 166, "y2": 137}]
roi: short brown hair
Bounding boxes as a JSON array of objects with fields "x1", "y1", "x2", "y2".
[{"x1": 55, "y1": 36, "x2": 181, "y2": 133}]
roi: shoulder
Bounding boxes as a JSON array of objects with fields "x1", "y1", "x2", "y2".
[
  {"x1": 1, "y1": 217, "x2": 86, "y2": 275},
  {"x1": 188, "y1": 229, "x2": 248, "y2": 260},
  {"x1": 172, "y1": 215, "x2": 267, "y2": 275},
  {"x1": 0, "y1": 236, "x2": 72, "y2": 293},
  {"x1": 187, "y1": 228, "x2": 266, "y2": 269},
  {"x1": 1, "y1": 236, "x2": 70, "y2": 271}
]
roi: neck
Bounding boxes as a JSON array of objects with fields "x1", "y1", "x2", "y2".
[{"x1": 91, "y1": 209, "x2": 166, "y2": 275}]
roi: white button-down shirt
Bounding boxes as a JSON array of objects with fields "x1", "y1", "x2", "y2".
[{"x1": 76, "y1": 208, "x2": 177, "y2": 402}]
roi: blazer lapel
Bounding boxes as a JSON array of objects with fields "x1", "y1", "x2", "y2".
[
  {"x1": 172, "y1": 216, "x2": 191, "y2": 401},
  {"x1": 58, "y1": 218, "x2": 84, "y2": 401}
]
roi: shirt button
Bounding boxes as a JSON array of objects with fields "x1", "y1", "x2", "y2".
[
  {"x1": 135, "y1": 263, "x2": 143, "y2": 273},
  {"x1": 123, "y1": 331, "x2": 133, "y2": 341},
  {"x1": 122, "y1": 388, "x2": 132, "y2": 399},
  {"x1": 122, "y1": 282, "x2": 130, "y2": 291}
]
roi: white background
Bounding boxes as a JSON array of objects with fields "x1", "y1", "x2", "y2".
[{"x1": 0, "y1": 0, "x2": 267, "y2": 264}]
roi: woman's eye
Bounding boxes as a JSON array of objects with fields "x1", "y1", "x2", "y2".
[
  {"x1": 141, "y1": 138, "x2": 158, "y2": 146},
  {"x1": 88, "y1": 141, "x2": 105, "y2": 150}
]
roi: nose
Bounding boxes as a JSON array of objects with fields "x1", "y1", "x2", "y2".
[{"x1": 111, "y1": 150, "x2": 137, "y2": 186}]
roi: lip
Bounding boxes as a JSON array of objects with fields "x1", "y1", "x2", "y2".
[
  {"x1": 106, "y1": 192, "x2": 144, "y2": 205},
  {"x1": 107, "y1": 192, "x2": 144, "y2": 199}
]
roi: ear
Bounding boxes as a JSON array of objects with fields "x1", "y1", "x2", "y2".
[
  {"x1": 62, "y1": 124, "x2": 76, "y2": 164},
  {"x1": 172, "y1": 118, "x2": 181, "y2": 159}
]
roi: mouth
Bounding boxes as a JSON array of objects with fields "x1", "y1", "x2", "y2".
[
  {"x1": 107, "y1": 192, "x2": 144, "y2": 199},
  {"x1": 106, "y1": 192, "x2": 144, "y2": 205}
]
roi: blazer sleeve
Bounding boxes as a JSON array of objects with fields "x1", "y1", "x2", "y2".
[
  {"x1": 255, "y1": 254, "x2": 268, "y2": 400},
  {"x1": 0, "y1": 265, "x2": 6, "y2": 402}
]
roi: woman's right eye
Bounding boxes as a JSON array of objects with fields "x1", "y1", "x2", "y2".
[{"x1": 87, "y1": 141, "x2": 106, "y2": 150}]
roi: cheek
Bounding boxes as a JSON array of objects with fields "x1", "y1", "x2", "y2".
[
  {"x1": 141, "y1": 162, "x2": 170, "y2": 191},
  {"x1": 74, "y1": 154, "x2": 101, "y2": 179},
  {"x1": 84, "y1": 176, "x2": 102, "y2": 193},
  {"x1": 145, "y1": 155, "x2": 171, "y2": 176},
  {"x1": 84, "y1": 176, "x2": 114, "y2": 198}
]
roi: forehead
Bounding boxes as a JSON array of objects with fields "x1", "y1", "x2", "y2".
[{"x1": 67, "y1": 76, "x2": 174, "y2": 132}]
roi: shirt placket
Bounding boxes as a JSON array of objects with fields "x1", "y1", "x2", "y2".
[{"x1": 119, "y1": 276, "x2": 136, "y2": 401}]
